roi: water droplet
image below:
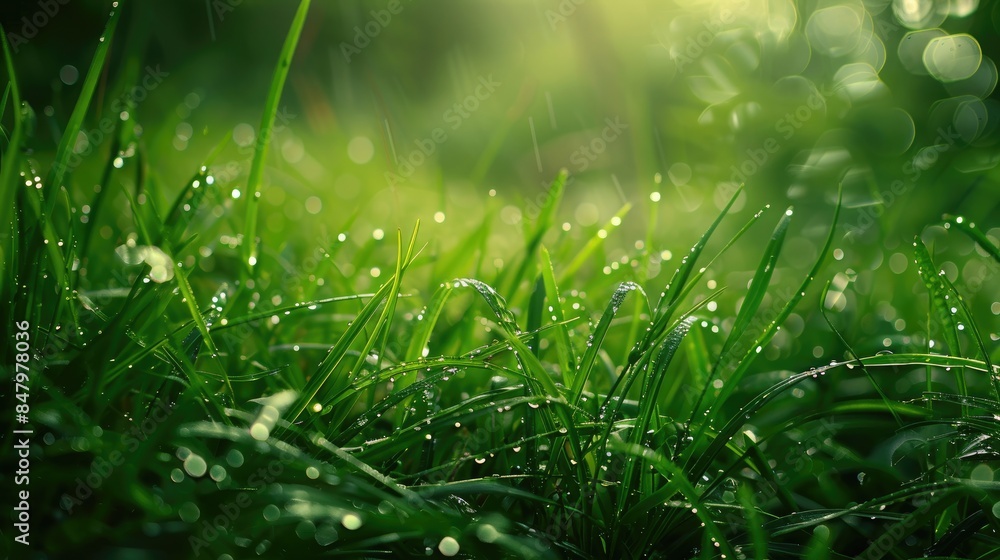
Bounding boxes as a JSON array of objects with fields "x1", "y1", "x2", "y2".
[
  {"x1": 438, "y1": 536, "x2": 460, "y2": 556},
  {"x1": 183, "y1": 454, "x2": 208, "y2": 477},
  {"x1": 341, "y1": 513, "x2": 362, "y2": 530},
  {"x1": 263, "y1": 504, "x2": 281, "y2": 521}
]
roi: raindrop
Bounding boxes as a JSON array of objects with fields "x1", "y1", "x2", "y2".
[
  {"x1": 341, "y1": 513, "x2": 362, "y2": 530},
  {"x1": 263, "y1": 504, "x2": 281, "y2": 521},
  {"x1": 178, "y1": 502, "x2": 200, "y2": 523},
  {"x1": 226, "y1": 449, "x2": 245, "y2": 468},
  {"x1": 438, "y1": 536, "x2": 460, "y2": 556},
  {"x1": 210, "y1": 465, "x2": 227, "y2": 482},
  {"x1": 184, "y1": 455, "x2": 208, "y2": 477},
  {"x1": 315, "y1": 524, "x2": 338, "y2": 546}
]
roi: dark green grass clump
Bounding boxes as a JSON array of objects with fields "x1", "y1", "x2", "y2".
[{"x1": 3, "y1": 3, "x2": 1000, "y2": 560}]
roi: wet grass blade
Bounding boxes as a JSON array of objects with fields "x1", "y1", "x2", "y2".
[
  {"x1": 849, "y1": 352, "x2": 996, "y2": 373},
  {"x1": 160, "y1": 169, "x2": 213, "y2": 247},
  {"x1": 943, "y1": 214, "x2": 1000, "y2": 264},
  {"x1": 689, "y1": 192, "x2": 841, "y2": 475},
  {"x1": 570, "y1": 281, "x2": 646, "y2": 404},
  {"x1": 609, "y1": 441, "x2": 736, "y2": 559},
  {"x1": 44, "y1": 5, "x2": 121, "y2": 199},
  {"x1": 286, "y1": 224, "x2": 418, "y2": 427},
  {"x1": 241, "y1": 0, "x2": 311, "y2": 277},
  {"x1": 173, "y1": 258, "x2": 232, "y2": 401},
  {"x1": 913, "y1": 236, "x2": 971, "y2": 406},
  {"x1": 616, "y1": 316, "x2": 695, "y2": 518},
  {"x1": 0, "y1": 27, "x2": 25, "y2": 289},
  {"x1": 913, "y1": 237, "x2": 963, "y2": 357},
  {"x1": 653, "y1": 185, "x2": 745, "y2": 315},
  {"x1": 819, "y1": 279, "x2": 903, "y2": 426},
  {"x1": 500, "y1": 169, "x2": 567, "y2": 296},
  {"x1": 721, "y1": 207, "x2": 793, "y2": 359},
  {"x1": 364, "y1": 228, "x2": 418, "y2": 408},
  {"x1": 920, "y1": 227, "x2": 998, "y2": 400},
  {"x1": 539, "y1": 246, "x2": 576, "y2": 385},
  {"x1": 558, "y1": 203, "x2": 631, "y2": 284}
]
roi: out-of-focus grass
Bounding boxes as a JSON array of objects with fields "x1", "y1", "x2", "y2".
[{"x1": 2, "y1": 1, "x2": 1000, "y2": 559}]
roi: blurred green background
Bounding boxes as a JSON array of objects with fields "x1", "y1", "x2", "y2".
[{"x1": 3, "y1": 0, "x2": 999, "y2": 363}]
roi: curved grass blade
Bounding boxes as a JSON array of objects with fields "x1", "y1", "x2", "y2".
[
  {"x1": 851, "y1": 352, "x2": 996, "y2": 374},
  {"x1": 819, "y1": 278, "x2": 903, "y2": 426},
  {"x1": 241, "y1": 0, "x2": 311, "y2": 277},
  {"x1": 721, "y1": 206, "x2": 793, "y2": 360},
  {"x1": 615, "y1": 315, "x2": 696, "y2": 519},
  {"x1": 558, "y1": 203, "x2": 632, "y2": 284},
  {"x1": 687, "y1": 350, "x2": 988, "y2": 494},
  {"x1": 540, "y1": 245, "x2": 576, "y2": 385},
  {"x1": 765, "y1": 480, "x2": 964, "y2": 538},
  {"x1": 608, "y1": 441, "x2": 736, "y2": 559},
  {"x1": 286, "y1": 226, "x2": 419, "y2": 427},
  {"x1": 570, "y1": 281, "x2": 646, "y2": 404},
  {"x1": 913, "y1": 236, "x2": 978, "y2": 407},
  {"x1": 44, "y1": 5, "x2": 121, "y2": 199},
  {"x1": 173, "y1": 263, "x2": 231, "y2": 399},
  {"x1": 501, "y1": 169, "x2": 566, "y2": 296},
  {"x1": 0, "y1": 27, "x2": 26, "y2": 292},
  {"x1": 943, "y1": 214, "x2": 1000, "y2": 264},
  {"x1": 688, "y1": 191, "x2": 841, "y2": 471},
  {"x1": 653, "y1": 185, "x2": 745, "y2": 316}
]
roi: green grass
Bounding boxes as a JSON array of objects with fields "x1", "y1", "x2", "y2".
[{"x1": 3, "y1": 5, "x2": 1000, "y2": 560}]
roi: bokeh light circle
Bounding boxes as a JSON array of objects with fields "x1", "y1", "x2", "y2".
[{"x1": 923, "y1": 34, "x2": 982, "y2": 83}]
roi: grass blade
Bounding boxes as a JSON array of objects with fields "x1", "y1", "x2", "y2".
[
  {"x1": 539, "y1": 245, "x2": 576, "y2": 385},
  {"x1": 241, "y1": 0, "x2": 311, "y2": 277},
  {"x1": 44, "y1": 5, "x2": 121, "y2": 198}
]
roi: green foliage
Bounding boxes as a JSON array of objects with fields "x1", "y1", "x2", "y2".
[{"x1": 2, "y1": 3, "x2": 1000, "y2": 560}]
